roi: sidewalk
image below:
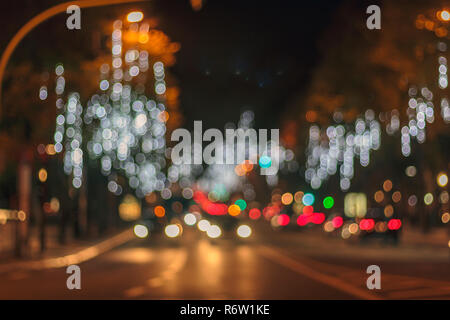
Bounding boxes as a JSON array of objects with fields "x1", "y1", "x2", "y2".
[
  {"x1": 257, "y1": 223, "x2": 450, "y2": 263},
  {"x1": 401, "y1": 225, "x2": 449, "y2": 248},
  {"x1": 0, "y1": 227, "x2": 134, "y2": 273}
]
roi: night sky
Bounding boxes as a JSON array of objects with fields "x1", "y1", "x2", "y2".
[
  {"x1": 152, "y1": 0, "x2": 341, "y2": 129},
  {"x1": 0, "y1": 0, "x2": 342, "y2": 130}
]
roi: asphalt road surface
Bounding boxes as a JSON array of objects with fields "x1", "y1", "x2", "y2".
[{"x1": 0, "y1": 224, "x2": 449, "y2": 300}]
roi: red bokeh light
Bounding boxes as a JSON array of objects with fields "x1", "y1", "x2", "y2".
[
  {"x1": 297, "y1": 214, "x2": 308, "y2": 226},
  {"x1": 278, "y1": 214, "x2": 290, "y2": 226},
  {"x1": 359, "y1": 219, "x2": 375, "y2": 231},
  {"x1": 193, "y1": 191, "x2": 228, "y2": 215},
  {"x1": 297, "y1": 212, "x2": 325, "y2": 226},
  {"x1": 387, "y1": 219, "x2": 402, "y2": 230},
  {"x1": 263, "y1": 205, "x2": 280, "y2": 219},
  {"x1": 332, "y1": 216, "x2": 343, "y2": 228},
  {"x1": 249, "y1": 208, "x2": 261, "y2": 220},
  {"x1": 311, "y1": 212, "x2": 325, "y2": 224}
]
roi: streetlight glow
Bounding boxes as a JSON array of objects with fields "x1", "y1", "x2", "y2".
[
  {"x1": 127, "y1": 11, "x2": 144, "y2": 22},
  {"x1": 437, "y1": 172, "x2": 448, "y2": 187},
  {"x1": 38, "y1": 168, "x2": 48, "y2": 182},
  {"x1": 438, "y1": 10, "x2": 450, "y2": 21}
]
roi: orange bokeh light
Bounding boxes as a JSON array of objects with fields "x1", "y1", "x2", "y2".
[
  {"x1": 154, "y1": 205, "x2": 165, "y2": 218},
  {"x1": 234, "y1": 164, "x2": 246, "y2": 176},
  {"x1": 242, "y1": 160, "x2": 254, "y2": 172},
  {"x1": 228, "y1": 204, "x2": 241, "y2": 216},
  {"x1": 281, "y1": 192, "x2": 293, "y2": 205},
  {"x1": 138, "y1": 33, "x2": 149, "y2": 44},
  {"x1": 158, "y1": 111, "x2": 169, "y2": 122}
]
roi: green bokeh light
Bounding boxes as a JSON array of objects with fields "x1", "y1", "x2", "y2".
[
  {"x1": 323, "y1": 196, "x2": 334, "y2": 209},
  {"x1": 235, "y1": 199, "x2": 247, "y2": 210}
]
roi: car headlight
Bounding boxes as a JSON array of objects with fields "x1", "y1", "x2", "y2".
[
  {"x1": 236, "y1": 224, "x2": 252, "y2": 238},
  {"x1": 134, "y1": 224, "x2": 149, "y2": 238},
  {"x1": 165, "y1": 224, "x2": 182, "y2": 238},
  {"x1": 206, "y1": 225, "x2": 222, "y2": 238},
  {"x1": 184, "y1": 213, "x2": 197, "y2": 226},
  {"x1": 197, "y1": 219, "x2": 210, "y2": 232}
]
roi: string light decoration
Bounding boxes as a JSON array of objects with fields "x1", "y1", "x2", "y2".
[
  {"x1": 305, "y1": 8, "x2": 449, "y2": 189},
  {"x1": 305, "y1": 110, "x2": 381, "y2": 191},
  {"x1": 45, "y1": 13, "x2": 180, "y2": 198}
]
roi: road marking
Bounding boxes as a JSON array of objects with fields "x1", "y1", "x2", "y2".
[
  {"x1": 257, "y1": 245, "x2": 381, "y2": 300},
  {"x1": 293, "y1": 255, "x2": 450, "y2": 296},
  {"x1": 258, "y1": 245, "x2": 450, "y2": 299},
  {"x1": 123, "y1": 248, "x2": 188, "y2": 297},
  {"x1": 124, "y1": 285, "x2": 147, "y2": 298},
  {"x1": 36, "y1": 229, "x2": 135, "y2": 269}
]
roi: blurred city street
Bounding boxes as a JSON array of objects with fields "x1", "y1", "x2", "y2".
[
  {"x1": 0, "y1": 222, "x2": 449, "y2": 300},
  {"x1": 0, "y1": 0, "x2": 450, "y2": 302}
]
